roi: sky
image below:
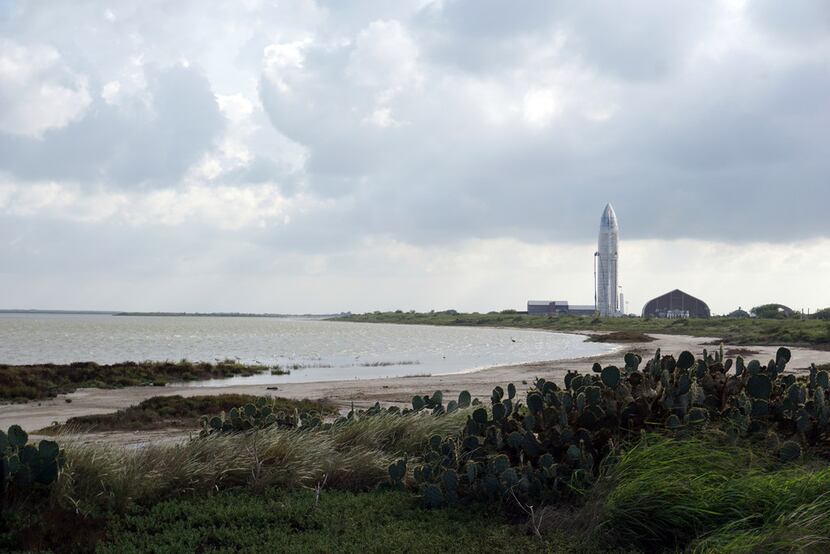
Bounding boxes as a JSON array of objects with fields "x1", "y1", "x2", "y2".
[{"x1": 1, "y1": 0, "x2": 829, "y2": 315}]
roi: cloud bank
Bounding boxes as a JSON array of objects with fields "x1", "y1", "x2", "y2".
[{"x1": 0, "y1": 0, "x2": 828, "y2": 313}]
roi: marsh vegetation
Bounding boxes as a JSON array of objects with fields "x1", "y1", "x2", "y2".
[
  {"x1": 38, "y1": 394, "x2": 334, "y2": 433},
  {"x1": 0, "y1": 360, "x2": 285, "y2": 403}
]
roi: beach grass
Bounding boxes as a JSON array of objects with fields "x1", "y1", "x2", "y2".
[
  {"x1": 580, "y1": 433, "x2": 830, "y2": 552},
  {"x1": 45, "y1": 409, "x2": 469, "y2": 516}
]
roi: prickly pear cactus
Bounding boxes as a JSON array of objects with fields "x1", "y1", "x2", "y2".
[
  {"x1": 407, "y1": 346, "x2": 829, "y2": 509},
  {"x1": 200, "y1": 397, "x2": 319, "y2": 436},
  {"x1": 1, "y1": 425, "x2": 65, "y2": 510}
]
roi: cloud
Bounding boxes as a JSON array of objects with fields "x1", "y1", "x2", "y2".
[
  {"x1": 0, "y1": 1, "x2": 829, "y2": 312},
  {"x1": 0, "y1": 64, "x2": 224, "y2": 186},
  {"x1": 0, "y1": 40, "x2": 91, "y2": 136},
  {"x1": 258, "y1": 2, "x2": 830, "y2": 244},
  {"x1": 747, "y1": 0, "x2": 830, "y2": 42}
]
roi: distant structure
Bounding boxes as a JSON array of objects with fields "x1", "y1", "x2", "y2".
[
  {"x1": 527, "y1": 300, "x2": 595, "y2": 316},
  {"x1": 642, "y1": 289, "x2": 711, "y2": 319},
  {"x1": 526, "y1": 204, "x2": 625, "y2": 317},
  {"x1": 595, "y1": 204, "x2": 621, "y2": 317},
  {"x1": 728, "y1": 308, "x2": 751, "y2": 319}
]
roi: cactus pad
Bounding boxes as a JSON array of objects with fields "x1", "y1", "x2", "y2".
[{"x1": 601, "y1": 366, "x2": 621, "y2": 388}]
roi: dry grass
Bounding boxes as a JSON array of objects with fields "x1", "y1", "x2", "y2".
[
  {"x1": 329, "y1": 408, "x2": 470, "y2": 455},
  {"x1": 50, "y1": 409, "x2": 469, "y2": 515}
]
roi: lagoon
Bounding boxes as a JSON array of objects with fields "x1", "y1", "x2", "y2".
[{"x1": 0, "y1": 313, "x2": 617, "y2": 385}]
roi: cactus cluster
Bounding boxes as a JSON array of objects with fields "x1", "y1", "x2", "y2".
[
  {"x1": 399, "y1": 346, "x2": 830, "y2": 507},
  {"x1": 410, "y1": 390, "x2": 476, "y2": 415},
  {"x1": 1, "y1": 425, "x2": 64, "y2": 509},
  {"x1": 201, "y1": 390, "x2": 477, "y2": 438},
  {"x1": 200, "y1": 396, "x2": 325, "y2": 436}
]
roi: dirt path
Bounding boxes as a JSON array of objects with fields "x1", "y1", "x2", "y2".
[{"x1": 3, "y1": 333, "x2": 830, "y2": 436}]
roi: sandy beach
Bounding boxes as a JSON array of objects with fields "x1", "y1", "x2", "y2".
[{"x1": 3, "y1": 333, "x2": 830, "y2": 439}]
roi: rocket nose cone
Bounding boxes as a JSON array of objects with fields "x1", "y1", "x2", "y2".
[{"x1": 601, "y1": 204, "x2": 618, "y2": 228}]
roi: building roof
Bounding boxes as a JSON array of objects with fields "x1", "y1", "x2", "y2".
[{"x1": 642, "y1": 289, "x2": 711, "y2": 318}]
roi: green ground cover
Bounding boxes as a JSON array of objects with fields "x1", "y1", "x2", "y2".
[
  {"x1": 336, "y1": 311, "x2": 830, "y2": 349},
  {"x1": 38, "y1": 395, "x2": 335, "y2": 433},
  {"x1": 0, "y1": 359, "x2": 285, "y2": 402},
  {"x1": 96, "y1": 489, "x2": 559, "y2": 553}
]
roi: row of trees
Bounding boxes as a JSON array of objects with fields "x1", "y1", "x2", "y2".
[{"x1": 740, "y1": 304, "x2": 830, "y2": 320}]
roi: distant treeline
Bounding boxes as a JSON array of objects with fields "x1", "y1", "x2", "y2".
[
  {"x1": 335, "y1": 310, "x2": 830, "y2": 350},
  {"x1": 114, "y1": 312, "x2": 347, "y2": 318}
]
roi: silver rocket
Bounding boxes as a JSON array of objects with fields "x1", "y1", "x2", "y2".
[{"x1": 596, "y1": 204, "x2": 619, "y2": 317}]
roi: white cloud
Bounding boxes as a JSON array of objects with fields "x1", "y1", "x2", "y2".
[
  {"x1": 101, "y1": 81, "x2": 121, "y2": 104},
  {"x1": 346, "y1": 20, "x2": 421, "y2": 126},
  {"x1": 522, "y1": 88, "x2": 560, "y2": 126},
  {"x1": 0, "y1": 41, "x2": 91, "y2": 136},
  {"x1": 262, "y1": 40, "x2": 310, "y2": 92},
  {"x1": 346, "y1": 20, "x2": 420, "y2": 90},
  {"x1": 216, "y1": 93, "x2": 255, "y2": 122},
  {"x1": 0, "y1": 180, "x2": 333, "y2": 231}
]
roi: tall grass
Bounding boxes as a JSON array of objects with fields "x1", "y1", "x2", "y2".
[
  {"x1": 329, "y1": 408, "x2": 470, "y2": 455},
  {"x1": 692, "y1": 492, "x2": 830, "y2": 553},
  {"x1": 51, "y1": 409, "x2": 469, "y2": 515},
  {"x1": 585, "y1": 434, "x2": 830, "y2": 552}
]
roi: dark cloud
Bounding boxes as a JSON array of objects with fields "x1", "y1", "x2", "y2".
[
  {"x1": 414, "y1": 0, "x2": 716, "y2": 80},
  {"x1": 252, "y1": 1, "x2": 830, "y2": 245}
]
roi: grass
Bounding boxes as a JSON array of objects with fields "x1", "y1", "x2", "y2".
[
  {"x1": 38, "y1": 394, "x2": 336, "y2": 433},
  {"x1": 0, "y1": 359, "x2": 286, "y2": 402},
  {"x1": 3, "y1": 409, "x2": 479, "y2": 552},
  {"x1": 45, "y1": 409, "x2": 470, "y2": 516},
  {"x1": 335, "y1": 311, "x2": 830, "y2": 349},
  {"x1": 4, "y1": 411, "x2": 829, "y2": 552},
  {"x1": 581, "y1": 433, "x2": 830, "y2": 552},
  {"x1": 98, "y1": 489, "x2": 558, "y2": 553},
  {"x1": 3, "y1": 489, "x2": 561, "y2": 553}
]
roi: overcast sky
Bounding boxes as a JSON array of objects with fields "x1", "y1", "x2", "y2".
[{"x1": 1, "y1": 0, "x2": 829, "y2": 315}]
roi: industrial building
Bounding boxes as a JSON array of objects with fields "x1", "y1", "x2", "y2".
[
  {"x1": 527, "y1": 301, "x2": 596, "y2": 316},
  {"x1": 642, "y1": 289, "x2": 711, "y2": 318}
]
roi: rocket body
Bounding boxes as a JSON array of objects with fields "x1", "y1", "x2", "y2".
[{"x1": 597, "y1": 204, "x2": 619, "y2": 317}]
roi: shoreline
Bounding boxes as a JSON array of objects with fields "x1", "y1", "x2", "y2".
[{"x1": 3, "y1": 333, "x2": 830, "y2": 438}]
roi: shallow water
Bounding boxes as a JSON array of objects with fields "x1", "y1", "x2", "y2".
[{"x1": 0, "y1": 314, "x2": 617, "y2": 385}]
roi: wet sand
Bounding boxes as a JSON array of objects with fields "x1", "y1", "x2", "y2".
[{"x1": 3, "y1": 333, "x2": 830, "y2": 438}]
